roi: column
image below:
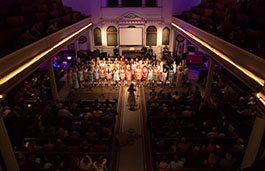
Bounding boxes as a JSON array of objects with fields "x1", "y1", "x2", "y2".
[
  {"x1": 241, "y1": 101, "x2": 265, "y2": 169},
  {"x1": 74, "y1": 39, "x2": 80, "y2": 61},
  {"x1": 47, "y1": 59, "x2": 59, "y2": 105},
  {"x1": 0, "y1": 105, "x2": 19, "y2": 171},
  {"x1": 118, "y1": 0, "x2": 122, "y2": 7},
  {"x1": 142, "y1": 0, "x2": 146, "y2": 7},
  {"x1": 170, "y1": 30, "x2": 176, "y2": 54},
  {"x1": 204, "y1": 57, "x2": 215, "y2": 102},
  {"x1": 182, "y1": 39, "x2": 189, "y2": 69},
  {"x1": 183, "y1": 39, "x2": 189, "y2": 54}
]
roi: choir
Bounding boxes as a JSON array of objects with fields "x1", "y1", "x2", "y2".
[{"x1": 67, "y1": 56, "x2": 189, "y2": 89}]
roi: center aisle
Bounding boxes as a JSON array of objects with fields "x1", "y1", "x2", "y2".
[{"x1": 117, "y1": 86, "x2": 146, "y2": 171}]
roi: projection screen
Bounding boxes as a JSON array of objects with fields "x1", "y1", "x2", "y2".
[{"x1": 119, "y1": 28, "x2": 143, "y2": 46}]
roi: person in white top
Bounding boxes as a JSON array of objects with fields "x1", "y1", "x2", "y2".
[
  {"x1": 78, "y1": 67, "x2": 84, "y2": 88},
  {"x1": 161, "y1": 68, "x2": 168, "y2": 88},
  {"x1": 113, "y1": 67, "x2": 120, "y2": 87},
  {"x1": 173, "y1": 61, "x2": 177, "y2": 74},
  {"x1": 169, "y1": 155, "x2": 184, "y2": 169}
]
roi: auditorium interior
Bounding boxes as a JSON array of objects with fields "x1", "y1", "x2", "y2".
[{"x1": 1, "y1": 0, "x2": 265, "y2": 170}]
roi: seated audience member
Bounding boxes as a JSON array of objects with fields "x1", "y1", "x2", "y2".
[
  {"x1": 172, "y1": 91, "x2": 180, "y2": 101},
  {"x1": 159, "y1": 156, "x2": 170, "y2": 169},
  {"x1": 170, "y1": 155, "x2": 184, "y2": 169},
  {"x1": 80, "y1": 155, "x2": 93, "y2": 170},
  {"x1": 177, "y1": 137, "x2": 191, "y2": 153},
  {"x1": 62, "y1": 155, "x2": 79, "y2": 170},
  {"x1": 93, "y1": 106, "x2": 103, "y2": 118},
  {"x1": 237, "y1": 106, "x2": 253, "y2": 115},
  {"x1": 206, "y1": 139, "x2": 217, "y2": 152},
  {"x1": 92, "y1": 142, "x2": 108, "y2": 152},
  {"x1": 233, "y1": 138, "x2": 244, "y2": 152},
  {"x1": 103, "y1": 99, "x2": 112, "y2": 108},
  {"x1": 219, "y1": 153, "x2": 236, "y2": 169},
  {"x1": 182, "y1": 106, "x2": 193, "y2": 117},
  {"x1": 171, "y1": 141, "x2": 177, "y2": 152},
  {"x1": 93, "y1": 156, "x2": 107, "y2": 171},
  {"x1": 55, "y1": 139, "x2": 66, "y2": 151},
  {"x1": 207, "y1": 126, "x2": 218, "y2": 137},
  {"x1": 205, "y1": 153, "x2": 218, "y2": 168},
  {"x1": 179, "y1": 93, "x2": 187, "y2": 100},
  {"x1": 161, "y1": 104, "x2": 168, "y2": 114},
  {"x1": 194, "y1": 86, "x2": 201, "y2": 100},
  {"x1": 2, "y1": 106, "x2": 11, "y2": 117},
  {"x1": 57, "y1": 106, "x2": 73, "y2": 117},
  {"x1": 81, "y1": 112, "x2": 93, "y2": 119},
  {"x1": 80, "y1": 140, "x2": 90, "y2": 151},
  {"x1": 92, "y1": 99, "x2": 101, "y2": 108},
  {"x1": 149, "y1": 89, "x2": 157, "y2": 101}
]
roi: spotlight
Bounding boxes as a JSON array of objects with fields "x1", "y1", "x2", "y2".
[
  {"x1": 67, "y1": 56, "x2": 72, "y2": 60},
  {"x1": 28, "y1": 104, "x2": 31, "y2": 108},
  {"x1": 0, "y1": 94, "x2": 3, "y2": 99}
]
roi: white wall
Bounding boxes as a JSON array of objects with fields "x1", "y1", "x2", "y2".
[{"x1": 61, "y1": 0, "x2": 201, "y2": 57}]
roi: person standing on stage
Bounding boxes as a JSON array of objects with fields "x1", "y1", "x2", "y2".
[
  {"x1": 99, "y1": 66, "x2": 106, "y2": 87},
  {"x1": 94, "y1": 65, "x2": 100, "y2": 87},
  {"x1": 72, "y1": 68, "x2": 79, "y2": 89},
  {"x1": 105, "y1": 65, "x2": 112, "y2": 87},
  {"x1": 176, "y1": 67, "x2": 183, "y2": 87},
  {"x1": 113, "y1": 67, "x2": 120, "y2": 87},
  {"x1": 126, "y1": 67, "x2": 132, "y2": 86},
  {"x1": 128, "y1": 83, "x2": 136, "y2": 110},
  {"x1": 177, "y1": 62, "x2": 182, "y2": 72},
  {"x1": 88, "y1": 67, "x2": 94, "y2": 87},
  {"x1": 168, "y1": 65, "x2": 175, "y2": 87},
  {"x1": 78, "y1": 66, "x2": 85, "y2": 88},
  {"x1": 161, "y1": 68, "x2": 168, "y2": 88},
  {"x1": 173, "y1": 61, "x2": 177, "y2": 74},
  {"x1": 120, "y1": 66, "x2": 126, "y2": 86},
  {"x1": 67, "y1": 68, "x2": 73, "y2": 89},
  {"x1": 153, "y1": 66, "x2": 159, "y2": 87},
  {"x1": 83, "y1": 65, "x2": 89, "y2": 83},
  {"x1": 135, "y1": 65, "x2": 142, "y2": 87},
  {"x1": 147, "y1": 66, "x2": 153, "y2": 87},
  {"x1": 142, "y1": 66, "x2": 148, "y2": 86},
  {"x1": 131, "y1": 60, "x2": 137, "y2": 81}
]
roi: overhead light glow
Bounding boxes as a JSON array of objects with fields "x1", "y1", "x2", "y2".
[
  {"x1": 0, "y1": 23, "x2": 93, "y2": 86},
  {"x1": 257, "y1": 92, "x2": 265, "y2": 106},
  {"x1": 171, "y1": 22, "x2": 265, "y2": 86}
]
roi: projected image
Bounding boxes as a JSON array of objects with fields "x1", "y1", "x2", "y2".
[{"x1": 119, "y1": 27, "x2": 143, "y2": 46}]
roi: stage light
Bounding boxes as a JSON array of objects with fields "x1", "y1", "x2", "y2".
[
  {"x1": 0, "y1": 23, "x2": 93, "y2": 87},
  {"x1": 0, "y1": 94, "x2": 3, "y2": 99},
  {"x1": 28, "y1": 104, "x2": 31, "y2": 108},
  {"x1": 171, "y1": 22, "x2": 265, "y2": 87},
  {"x1": 67, "y1": 56, "x2": 72, "y2": 60}
]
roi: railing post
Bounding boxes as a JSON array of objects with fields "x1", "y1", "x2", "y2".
[
  {"x1": 47, "y1": 58, "x2": 59, "y2": 105},
  {"x1": 241, "y1": 91, "x2": 265, "y2": 169},
  {"x1": 204, "y1": 57, "x2": 215, "y2": 102},
  {"x1": 0, "y1": 101, "x2": 19, "y2": 171}
]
